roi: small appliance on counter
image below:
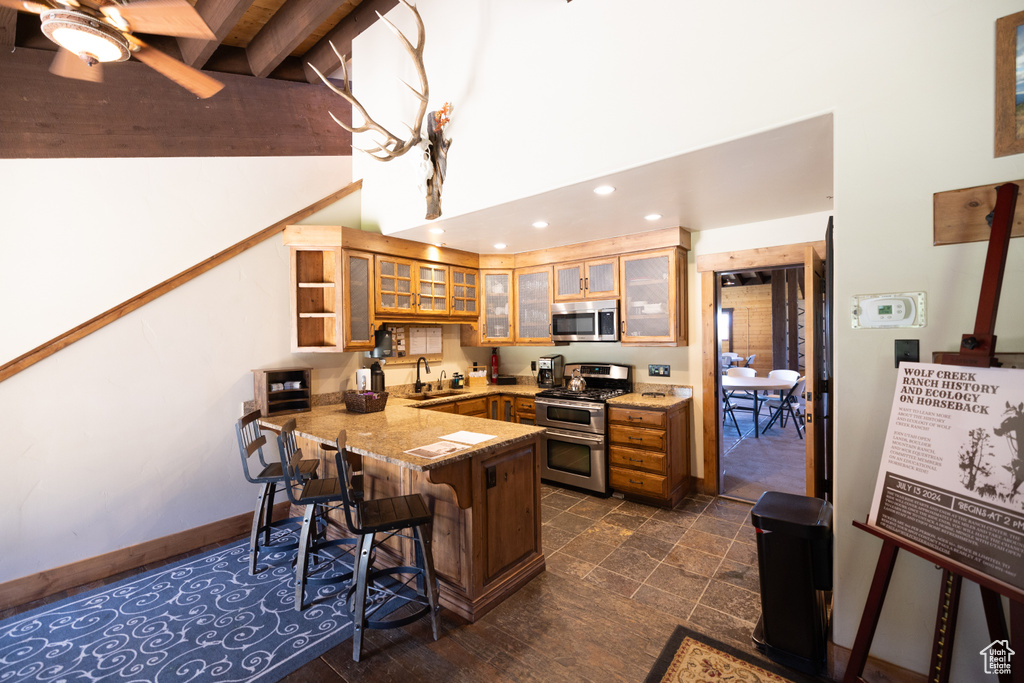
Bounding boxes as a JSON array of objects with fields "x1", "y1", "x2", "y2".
[
  {"x1": 370, "y1": 360, "x2": 386, "y2": 393},
  {"x1": 537, "y1": 354, "x2": 564, "y2": 388},
  {"x1": 355, "y1": 368, "x2": 371, "y2": 391}
]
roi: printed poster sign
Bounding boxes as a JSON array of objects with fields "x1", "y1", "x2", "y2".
[{"x1": 869, "y1": 362, "x2": 1024, "y2": 590}]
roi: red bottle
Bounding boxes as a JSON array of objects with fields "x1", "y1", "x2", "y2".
[{"x1": 491, "y1": 348, "x2": 499, "y2": 384}]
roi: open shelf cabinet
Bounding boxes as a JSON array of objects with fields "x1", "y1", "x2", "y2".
[{"x1": 254, "y1": 367, "x2": 312, "y2": 416}]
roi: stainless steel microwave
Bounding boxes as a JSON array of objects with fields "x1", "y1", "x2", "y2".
[{"x1": 551, "y1": 300, "x2": 619, "y2": 342}]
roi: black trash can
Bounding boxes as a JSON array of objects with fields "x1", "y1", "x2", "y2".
[{"x1": 750, "y1": 490, "x2": 833, "y2": 676}]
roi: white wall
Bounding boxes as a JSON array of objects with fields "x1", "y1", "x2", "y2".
[
  {"x1": 0, "y1": 156, "x2": 353, "y2": 580},
  {"x1": 352, "y1": 1, "x2": 1024, "y2": 677}
]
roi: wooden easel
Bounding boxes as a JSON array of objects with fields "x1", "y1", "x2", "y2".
[{"x1": 843, "y1": 183, "x2": 1024, "y2": 683}]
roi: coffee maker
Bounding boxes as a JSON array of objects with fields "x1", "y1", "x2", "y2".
[{"x1": 537, "y1": 354, "x2": 564, "y2": 388}]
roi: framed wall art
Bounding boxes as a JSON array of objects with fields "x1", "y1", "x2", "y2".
[{"x1": 995, "y1": 10, "x2": 1024, "y2": 156}]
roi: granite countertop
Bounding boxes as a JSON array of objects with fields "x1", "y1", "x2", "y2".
[{"x1": 260, "y1": 396, "x2": 545, "y2": 472}]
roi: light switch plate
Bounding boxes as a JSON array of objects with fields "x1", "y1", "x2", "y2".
[{"x1": 649, "y1": 364, "x2": 670, "y2": 377}]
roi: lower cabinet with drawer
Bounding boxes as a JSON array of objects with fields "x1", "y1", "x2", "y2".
[{"x1": 608, "y1": 401, "x2": 691, "y2": 507}]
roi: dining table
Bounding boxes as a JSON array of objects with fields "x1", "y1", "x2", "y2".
[{"x1": 721, "y1": 375, "x2": 796, "y2": 438}]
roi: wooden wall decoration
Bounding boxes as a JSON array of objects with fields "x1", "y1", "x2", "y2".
[
  {"x1": 934, "y1": 180, "x2": 1024, "y2": 245},
  {"x1": 0, "y1": 47, "x2": 352, "y2": 158}
]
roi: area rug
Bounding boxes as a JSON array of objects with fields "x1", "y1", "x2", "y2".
[
  {"x1": 645, "y1": 625, "x2": 824, "y2": 683},
  {"x1": 0, "y1": 534, "x2": 360, "y2": 683}
]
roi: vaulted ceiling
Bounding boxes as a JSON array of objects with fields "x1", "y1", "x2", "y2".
[{"x1": 0, "y1": 0, "x2": 400, "y2": 157}]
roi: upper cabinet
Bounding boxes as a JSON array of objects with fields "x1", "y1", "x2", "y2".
[
  {"x1": 291, "y1": 246, "x2": 374, "y2": 352},
  {"x1": 553, "y1": 257, "x2": 619, "y2": 301},
  {"x1": 375, "y1": 256, "x2": 449, "y2": 317},
  {"x1": 514, "y1": 265, "x2": 554, "y2": 345},
  {"x1": 450, "y1": 266, "x2": 479, "y2": 318},
  {"x1": 479, "y1": 270, "x2": 515, "y2": 344},
  {"x1": 620, "y1": 247, "x2": 687, "y2": 346}
]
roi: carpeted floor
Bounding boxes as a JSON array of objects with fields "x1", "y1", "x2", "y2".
[{"x1": 0, "y1": 533, "x2": 363, "y2": 683}]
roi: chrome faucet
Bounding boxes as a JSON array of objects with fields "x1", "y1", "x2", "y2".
[
  {"x1": 415, "y1": 357, "x2": 431, "y2": 393},
  {"x1": 438, "y1": 369, "x2": 447, "y2": 389}
]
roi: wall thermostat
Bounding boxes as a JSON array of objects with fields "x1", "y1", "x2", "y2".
[{"x1": 852, "y1": 292, "x2": 925, "y2": 329}]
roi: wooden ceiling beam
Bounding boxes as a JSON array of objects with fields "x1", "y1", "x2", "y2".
[
  {"x1": 177, "y1": 0, "x2": 254, "y2": 69},
  {"x1": 0, "y1": 47, "x2": 352, "y2": 158},
  {"x1": 302, "y1": 0, "x2": 397, "y2": 83},
  {"x1": 247, "y1": 0, "x2": 340, "y2": 79},
  {"x1": 0, "y1": 8, "x2": 16, "y2": 48}
]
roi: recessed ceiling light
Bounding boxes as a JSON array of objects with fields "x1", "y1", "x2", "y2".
[
  {"x1": 532, "y1": 221, "x2": 548, "y2": 229},
  {"x1": 493, "y1": 243, "x2": 507, "y2": 249},
  {"x1": 428, "y1": 227, "x2": 445, "y2": 235},
  {"x1": 644, "y1": 213, "x2": 662, "y2": 221},
  {"x1": 593, "y1": 185, "x2": 615, "y2": 195}
]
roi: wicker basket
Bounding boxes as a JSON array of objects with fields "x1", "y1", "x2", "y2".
[{"x1": 343, "y1": 390, "x2": 389, "y2": 414}]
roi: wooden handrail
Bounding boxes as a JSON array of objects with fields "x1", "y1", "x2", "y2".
[{"x1": 0, "y1": 180, "x2": 362, "y2": 385}]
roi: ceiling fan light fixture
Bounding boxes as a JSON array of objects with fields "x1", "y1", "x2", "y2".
[{"x1": 41, "y1": 10, "x2": 130, "y2": 64}]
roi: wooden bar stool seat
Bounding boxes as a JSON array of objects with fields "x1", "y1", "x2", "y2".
[
  {"x1": 235, "y1": 409, "x2": 318, "y2": 575},
  {"x1": 330, "y1": 429, "x2": 440, "y2": 662},
  {"x1": 276, "y1": 419, "x2": 359, "y2": 611}
]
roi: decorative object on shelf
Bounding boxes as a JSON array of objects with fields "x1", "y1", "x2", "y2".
[
  {"x1": 2, "y1": 0, "x2": 223, "y2": 98},
  {"x1": 996, "y1": 10, "x2": 1024, "y2": 157},
  {"x1": 343, "y1": 390, "x2": 389, "y2": 414},
  {"x1": 310, "y1": 0, "x2": 453, "y2": 219}
]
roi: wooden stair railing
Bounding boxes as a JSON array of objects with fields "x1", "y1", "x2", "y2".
[{"x1": 0, "y1": 180, "x2": 362, "y2": 385}]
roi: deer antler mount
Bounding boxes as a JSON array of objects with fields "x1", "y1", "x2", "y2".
[{"x1": 310, "y1": 0, "x2": 451, "y2": 220}]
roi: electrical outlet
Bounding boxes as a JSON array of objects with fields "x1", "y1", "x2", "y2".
[
  {"x1": 530, "y1": 361, "x2": 537, "y2": 371},
  {"x1": 648, "y1": 364, "x2": 670, "y2": 377}
]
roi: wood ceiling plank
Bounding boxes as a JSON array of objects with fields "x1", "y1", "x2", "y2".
[
  {"x1": 177, "y1": 0, "x2": 255, "y2": 68},
  {"x1": 0, "y1": 8, "x2": 15, "y2": 48},
  {"x1": 303, "y1": 0, "x2": 396, "y2": 83},
  {"x1": 246, "y1": 0, "x2": 340, "y2": 78},
  {"x1": 0, "y1": 47, "x2": 352, "y2": 157}
]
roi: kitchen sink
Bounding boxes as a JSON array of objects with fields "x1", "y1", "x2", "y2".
[{"x1": 406, "y1": 390, "x2": 469, "y2": 401}]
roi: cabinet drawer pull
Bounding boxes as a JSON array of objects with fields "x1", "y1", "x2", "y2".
[
  {"x1": 629, "y1": 479, "x2": 643, "y2": 485},
  {"x1": 628, "y1": 457, "x2": 643, "y2": 463},
  {"x1": 627, "y1": 415, "x2": 642, "y2": 421},
  {"x1": 584, "y1": 276, "x2": 588, "y2": 291},
  {"x1": 579, "y1": 277, "x2": 584, "y2": 292},
  {"x1": 628, "y1": 435, "x2": 642, "y2": 441}
]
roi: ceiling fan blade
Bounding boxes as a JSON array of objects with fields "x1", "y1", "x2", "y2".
[
  {"x1": 0, "y1": 0, "x2": 49, "y2": 12},
  {"x1": 49, "y1": 47, "x2": 103, "y2": 82},
  {"x1": 130, "y1": 37, "x2": 223, "y2": 99},
  {"x1": 104, "y1": 0, "x2": 214, "y2": 39}
]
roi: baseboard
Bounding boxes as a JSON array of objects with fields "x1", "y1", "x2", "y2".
[
  {"x1": 0, "y1": 502, "x2": 291, "y2": 612},
  {"x1": 829, "y1": 641, "x2": 927, "y2": 683}
]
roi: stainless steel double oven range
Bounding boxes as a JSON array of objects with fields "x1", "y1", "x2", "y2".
[{"x1": 534, "y1": 362, "x2": 632, "y2": 495}]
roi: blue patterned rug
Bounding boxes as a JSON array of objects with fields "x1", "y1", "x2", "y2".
[{"x1": 0, "y1": 532, "x2": 360, "y2": 682}]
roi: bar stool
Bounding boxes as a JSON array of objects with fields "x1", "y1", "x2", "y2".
[
  {"x1": 276, "y1": 419, "x2": 357, "y2": 611},
  {"x1": 235, "y1": 410, "x2": 318, "y2": 575},
  {"x1": 331, "y1": 429, "x2": 440, "y2": 662}
]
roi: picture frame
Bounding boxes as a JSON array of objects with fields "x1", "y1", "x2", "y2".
[{"x1": 995, "y1": 10, "x2": 1024, "y2": 157}]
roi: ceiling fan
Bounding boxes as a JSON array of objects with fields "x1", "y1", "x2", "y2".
[{"x1": 1, "y1": 0, "x2": 224, "y2": 98}]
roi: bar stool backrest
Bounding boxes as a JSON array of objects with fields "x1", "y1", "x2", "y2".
[
  {"x1": 276, "y1": 418, "x2": 305, "y2": 505},
  {"x1": 236, "y1": 410, "x2": 271, "y2": 483},
  {"x1": 332, "y1": 429, "x2": 365, "y2": 535}
]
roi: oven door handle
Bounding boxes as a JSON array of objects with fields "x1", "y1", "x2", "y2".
[
  {"x1": 535, "y1": 400, "x2": 604, "y2": 415},
  {"x1": 544, "y1": 428, "x2": 605, "y2": 444}
]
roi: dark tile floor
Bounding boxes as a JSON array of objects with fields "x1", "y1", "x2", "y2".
[
  {"x1": 541, "y1": 486, "x2": 763, "y2": 646},
  {"x1": 720, "y1": 401, "x2": 806, "y2": 502}
]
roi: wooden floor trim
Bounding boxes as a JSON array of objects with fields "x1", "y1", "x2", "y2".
[
  {"x1": 0, "y1": 502, "x2": 291, "y2": 612},
  {"x1": 0, "y1": 181, "x2": 361, "y2": 385}
]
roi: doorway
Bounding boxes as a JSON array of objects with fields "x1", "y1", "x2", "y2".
[
  {"x1": 717, "y1": 266, "x2": 805, "y2": 501},
  {"x1": 698, "y1": 241, "x2": 829, "y2": 500}
]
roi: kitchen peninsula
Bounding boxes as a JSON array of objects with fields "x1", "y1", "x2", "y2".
[{"x1": 260, "y1": 392, "x2": 546, "y2": 622}]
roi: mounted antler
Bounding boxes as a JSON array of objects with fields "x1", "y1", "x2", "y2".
[{"x1": 309, "y1": 0, "x2": 428, "y2": 161}]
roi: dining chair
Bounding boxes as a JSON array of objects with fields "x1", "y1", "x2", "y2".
[
  {"x1": 763, "y1": 376, "x2": 806, "y2": 438},
  {"x1": 767, "y1": 369, "x2": 800, "y2": 400},
  {"x1": 723, "y1": 366, "x2": 758, "y2": 422},
  {"x1": 744, "y1": 354, "x2": 756, "y2": 368}
]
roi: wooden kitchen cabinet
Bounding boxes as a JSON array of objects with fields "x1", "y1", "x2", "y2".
[
  {"x1": 553, "y1": 257, "x2": 619, "y2": 301},
  {"x1": 619, "y1": 247, "x2": 687, "y2": 346},
  {"x1": 514, "y1": 266, "x2": 554, "y2": 345},
  {"x1": 375, "y1": 255, "x2": 449, "y2": 317},
  {"x1": 479, "y1": 270, "x2": 515, "y2": 344},
  {"x1": 291, "y1": 247, "x2": 374, "y2": 352},
  {"x1": 608, "y1": 402, "x2": 691, "y2": 507},
  {"x1": 450, "y1": 266, "x2": 479, "y2": 319},
  {"x1": 456, "y1": 396, "x2": 488, "y2": 417},
  {"x1": 253, "y1": 367, "x2": 311, "y2": 416},
  {"x1": 488, "y1": 394, "x2": 515, "y2": 422},
  {"x1": 514, "y1": 396, "x2": 536, "y2": 425}
]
